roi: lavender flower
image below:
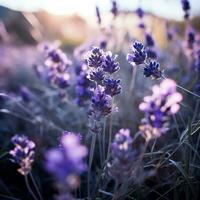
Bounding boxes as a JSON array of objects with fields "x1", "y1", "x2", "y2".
[
  {"x1": 45, "y1": 134, "x2": 87, "y2": 189},
  {"x1": 111, "y1": 0, "x2": 118, "y2": 18},
  {"x1": 139, "y1": 79, "x2": 183, "y2": 141},
  {"x1": 135, "y1": 8, "x2": 144, "y2": 18},
  {"x1": 102, "y1": 51, "x2": 120, "y2": 74},
  {"x1": 86, "y1": 47, "x2": 104, "y2": 68},
  {"x1": 181, "y1": 0, "x2": 190, "y2": 19},
  {"x1": 108, "y1": 129, "x2": 137, "y2": 182},
  {"x1": 143, "y1": 61, "x2": 163, "y2": 79},
  {"x1": 88, "y1": 68, "x2": 105, "y2": 85},
  {"x1": 127, "y1": 41, "x2": 147, "y2": 65},
  {"x1": 145, "y1": 33, "x2": 155, "y2": 47},
  {"x1": 89, "y1": 86, "x2": 112, "y2": 119},
  {"x1": 36, "y1": 43, "x2": 72, "y2": 90},
  {"x1": 96, "y1": 6, "x2": 101, "y2": 25},
  {"x1": 9, "y1": 135, "x2": 35, "y2": 175},
  {"x1": 186, "y1": 30, "x2": 195, "y2": 49},
  {"x1": 104, "y1": 78, "x2": 121, "y2": 97}
]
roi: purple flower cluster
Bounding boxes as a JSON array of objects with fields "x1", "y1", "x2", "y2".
[
  {"x1": 127, "y1": 42, "x2": 147, "y2": 65},
  {"x1": 9, "y1": 135, "x2": 35, "y2": 175},
  {"x1": 45, "y1": 133, "x2": 87, "y2": 189},
  {"x1": 145, "y1": 33, "x2": 157, "y2": 59},
  {"x1": 35, "y1": 43, "x2": 72, "y2": 92},
  {"x1": 86, "y1": 47, "x2": 121, "y2": 121},
  {"x1": 111, "y1": 0, "x2": 118, "y2": 18},
  {"x1": 139, "y1": 79, "x2": 183, "y2": 141},
  {"x1": 181, "y1": 0, "x2": 190, "y2": 19},
  {"x1": 143, "y1": 61, "x2": 163, "y2": 80},
  {"x1": 135, "y1": 7, "x2": 145, "y2": 29},
  {"x1": 108, "y1": 129, "x2": 137, "y2": 181},
  {"x1": 127, "y1": 41, "x2": 163, "y2": 79}
]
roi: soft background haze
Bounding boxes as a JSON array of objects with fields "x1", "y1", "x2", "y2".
[{"x1": 0, "y1": 0, "x2": 200, "y2": 20}]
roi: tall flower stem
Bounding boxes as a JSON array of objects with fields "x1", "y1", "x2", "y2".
[
  {"x1": 107, "y1": 98, "x2": 114, "y2": 160},
  {"x1": 30, "y1": 172, "x2": 43, "y2": 200},
  {"x1": 87, "y1": 133, "x2": 97, "y2": 198},
  {"x1": 102, "y1": 118, "x2": 107, "y2": 162},
  {"x1": 129, "y1": 66, "x2": 137, "y2": 96},
  {"x1": 25, "y1": 175, "x2": 38, "y2": 200}
]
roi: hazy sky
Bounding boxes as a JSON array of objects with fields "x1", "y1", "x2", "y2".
[{"x1": 0, "y1": 0, "x2": 199, "y2": 20}]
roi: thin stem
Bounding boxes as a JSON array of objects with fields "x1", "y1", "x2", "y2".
[
  {"x1": 102, "y1": 118, "x2": 107, "y2": 162},
  {"x1": 87, "y1": 133, "x2": 97, "y2": 199},
  {"x1": 107, "y1": 98, "x2": 114, "y2": 160},
  {"x1": 29, "y1": 173, "x2": 43, "y2": 200},
  {"x1": 129, "y1": 66, "x2": 137, "y2": 95},
  {"x1": 162, "y1": 76, "x2": 200, "y2": 98},
  {"x1": 25, "y1": 175, "x2": 38, "y2": 200}
]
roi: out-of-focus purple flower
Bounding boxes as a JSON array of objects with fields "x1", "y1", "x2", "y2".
[
  {"x1": 108, "y1": 129, "x2": 138, "y2": 182},
  {"x1": 86, "y1": 47, "x2": 104, "y2": 68},
  {"x1": 143, "y1": 61, "x2": 163, "y2": 79},
  {"x1": 99, "y1": 39, "x2": 107, "y2": 49},
  {"x1": 139, "y1": 79, "x2": 183, "y2": 141},
  {"x1": 61, "y1": 131, "x2": 83, "y2": 141},
  {"x1": 146, "y1": 48, "x2": 157, "y2": 59},
  {"x1": 45, "y1": 134, "x2": 87, "y2": 189},
  {"x1": 10, "y1": 135, "x2": 35, "y2": 176},
  {"x1": 104, "y1": 78, "x2": 121, "y2": 97},
  {"x1": 96, "y1": 6, "x2": 101, "y2": 25},
  {"x1": 36, "y1": 43, "x2": 72, "y2": 90},
  {"x1": 181, "y1": 0, "x2": 190, "y2": 19},
  {"x1": 102, "y1": 51, "x2": 120, "y2": 74},
  {"x1": 111, "y1": 129, "x2": 133, "y2": 159},
  {"x1": 89, "y1": 86, "x2": 112, "y2": 119},
  {"x1": 135, "y1": 8, "x2": 144, "y2": 18},
  {"x1": 145, "y1": 33, "x2": 155, "y2": 47},
  {"x1": 111, "y1": 0, "x2": 118, "y2": 18},
  {"x1": 127, "y1": 41, "x2": 147, "y2": 65},
  {"x1": 186, "y1": 30, "x2": 195, "y2": 49}
]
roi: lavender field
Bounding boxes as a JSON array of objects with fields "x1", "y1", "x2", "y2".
[{"x1": 0, "y1": 0, "x2": 200, "y2": 199}]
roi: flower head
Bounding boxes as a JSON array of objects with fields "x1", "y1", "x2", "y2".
[
  {"x1": 139, "y1": 79, "x2": 183, "y2": 141},
  {"x1": 111, "y1": 0, "x2": 118, "y2": 17},
  {"x1": 45, "y1": 134, "x2": 87, "y2": 189},
  {"x1": 135, "y1": 8, "x2": 144, "y2": 18},
  {"x1": 181, "y1": 0, "x2": 190, "y2": 19},
  {"x1": 102, "y1": 51, "x2": 120, "y2": 74},
  {"x1": 89, "y1": 86, "x2": 112, "y2": 119},
  {"x1": 103, "y1": 78, "x2": 121, "y2": 97},
  {"x1": 145, "y1": 33, "x2": 155, "y2": 47},
  {"x1": 86, "y1": 47, "x2": 104, "y2": 68},
  {"x1": 143, "y1": 61, "x2": 163, "y2": 79},
  {"x1": 10, "y1": 135, "x2": 35, "y2": 175},
  {"x1": 127, "y1": 41, "x2": 147, "y2": 66}
]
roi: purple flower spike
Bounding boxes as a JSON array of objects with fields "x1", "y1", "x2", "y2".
[
  {"x1": 10, "y1": 135, "x2": 35, "y2": 176},
  {"x1": 87, "y1": 47, "x2": 104, "y2": 68},
  {"x1": 143, "y1": 61, "x2": 163, "y2": 80},
  {"x1": 127, "y1": 41, "x2": 147, "y2": 66},
  {"x1": 102, "y1": 51, "x2": 120, "y2": 74},
  {"x1": 139, "y1": 79, "x2": 183, "y2": 141},
  {"x1": 104, "y1": 78, "x2": 121, "y2": 97},
  {"x1": 45, "y1": 134, "x2": 87, "y2": 189},
  {"x1": 89, "y1": 86, "x2": 112, "y2": 119}
]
